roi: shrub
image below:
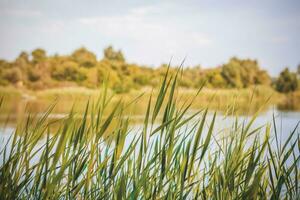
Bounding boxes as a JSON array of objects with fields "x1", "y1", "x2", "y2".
[
  {"x1": 72, "y1": 47, "x2": 97, "y2": 68},
  {"x1": 112, "y1": 76, "x2": 133, "y2": 93},
  {"x1": 2, "y1": 68, "x2": 22, "y2": 84},
  {"x1": 275, "y1": 68, "x2": 298, "y2": 93},
  {"x1": 32, "y1": 48, "x2": 46, "y2": 63},
  {"x1": 104, "y1": 46, "x2": 125, "y2": 62},
  {"x1": 51, "y1": 61, "x2": 87, "y2": 82},
  {"x1": 27, "y1": 68, "x2": 41, "y2": 82},
  {"x1": 221, "y1": 58, "x2": 271, "y2": 88},
  {"x1": 97, "y1": 62, "x2": 121, "y2": 87}
]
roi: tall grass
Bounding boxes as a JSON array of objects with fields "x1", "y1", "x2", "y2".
[{"x1": 0, "y1": 69, "x2": 299, "y2": 199}]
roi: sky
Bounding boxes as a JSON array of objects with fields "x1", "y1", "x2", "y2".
[{"x1": 0, "y1": 0, "x2": 299, "y2": 75}]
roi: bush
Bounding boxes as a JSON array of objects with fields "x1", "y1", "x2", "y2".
[
  {"x1": 0, "y1": 47, "x2": 279, "y2": 91},
  {"x1": 97, "y1": 62, "x2": 121, "y2": 87},
  {"x1": 221, "y1": 58, "x2": 271, "y2": 88},
  {"x1": 104, "y1": 46, "x2": 125, "y2": 62},
  {"x1": 32, "y1": 48, "x2": 46, "y2": 63},
  {"x1": 255, "y1": 70, "x2": 271, "y2": 85},
  {"x1": 2, "y1": 68, "x2": 22, "y2": 84},
  {"x1": 275, "y1": 68, "x2": 298, "y2": 93},
  {"x1": 113, "y1": 76, "x2": 134, "y2": 93},
  {"x1": 27, "y1": 68, "x2": 41, "y2": 82},
  {"x1": 221, "y1": 58, "x2": 243, "y2": 88},
  {"x1": 51, "y1": 61, "x2": 87, "y2": 82},
  {"x1": 72, "y1": 48, "x2": 97, "y2": 68}
]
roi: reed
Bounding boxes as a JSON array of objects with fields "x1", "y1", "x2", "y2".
[{"x1": 0, "y1": 69, "x2": 299, "y2": 199}]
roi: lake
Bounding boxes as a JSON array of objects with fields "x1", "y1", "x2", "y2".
[
  {"x1": 0, "y1": 99, "x2": 299, "y2": 199},
  {"x1": 1, "y1": 104, "x2": 299, "y2": 151}
]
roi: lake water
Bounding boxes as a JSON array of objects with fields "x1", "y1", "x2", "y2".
[
  {"x1": 1, "y1": 106, "x2": 299, "y2": 149},
  {"x1": 0, "y1": 104, "x2": 299, "y2": 179}
]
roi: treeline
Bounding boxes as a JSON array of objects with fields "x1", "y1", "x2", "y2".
[{"x1": 0, "y1": 46, "x2": 299, "y2": 93}]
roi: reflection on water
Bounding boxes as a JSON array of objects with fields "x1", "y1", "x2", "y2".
[
  {"x1": 0, "y1": 95, "x2": 299, "y2": 152},
  {"x1": 1, "y1": 100, "x2": 299, "y2": 144},
  {"x1": 0, "y1": 95, "x2": 290, "y2": 126},
  {"x1": 0, "y1": 102, "x2": 299, "y2": 169}
]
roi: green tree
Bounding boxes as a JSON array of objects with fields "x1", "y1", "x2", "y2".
[
  {"x1": 51, "y1": 61, "x2": 87, "y2": 82},
  {"x1": 0, "y1": 60, "x2": 10, "y2": 69},
  {"x1": 255, "y1": 70, "x2": 271, "y2": 85},
  {"x1": 221, "y1": 58, "x2": 243, "y2": 88},
  {"x1": 15, "y1": 52, "x2": 31, "y2": 73},
  {"x1": 32, "y1": 48, "x2": 46, "y2": 63},
  {"x1": 113, "y1": 76, "x2": 133, "y2": 93},
  {"x1": 204, "y1": 68, "x2": 226, "y2": 88},
  {"x1": 275, "y1": 68, "x2": 298, "y2": 93},
  {"x1": 2, "y1": 68, "x2": 22, "y2": 84},
  {"x1": 72, "y1": 47, "x2": 97, "y2": 68},
  {"x1": 27, "y1": 68, "x2": 41, "y2": 82},
  {"x1": 221, "y1": 58, "x2": 271, "y2": 88},
  {"x1": 18, "y1": 52, "x2": 30, "y2": 63},
  {"x1": 103, "y1": 46, "x2": 125, "y2": 62}
]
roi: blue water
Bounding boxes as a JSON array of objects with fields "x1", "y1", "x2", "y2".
[{"x1": 0, "y1": 108, "x2": 299, "y2": 162}]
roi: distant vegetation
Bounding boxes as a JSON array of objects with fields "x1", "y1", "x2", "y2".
[
  {"x1": 1, "y1": 72, "x2": 299, "y2": 199},
  {"x1": 0, "y1": 46, "x2": 299, "y2": 93},
  {"x1": 275, "y1": 68, "x2": 299, "y2": 93}
]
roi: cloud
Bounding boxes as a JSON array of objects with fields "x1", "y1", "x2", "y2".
[
  {"x1": 270, "y1": 36, "x2": 289, "y2": 44},
  {"x1": 39, "y1": 20, "x2": 65, "y2": 34},
  {"x1": 0, "y1": 8, "x2": 42, "y2": 17},
  {"x1": 129, "y1": 5, "x2": 158, "y2": 16},
  {"x1": 190, "y1": 33, "x2": 213, "y2": 45},
  {"x1": 78, "y1": 6, "x2": 213, "y2": 50}
]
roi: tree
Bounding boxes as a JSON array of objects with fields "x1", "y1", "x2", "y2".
[
  {"x1": 72, "y1": 47, "x2": 97, "y2": 68},
  {"x1": 275, "y1": 68, "x2": 298, "y2": 93},
  {"x1": 32, "y1": 48, "x2": 46, "y2": 63},
  {"x1": 255, "y1": 70, "x2": 271, "y2": 85},
  {"x1": 0, "y1": 60, "x2": 10, "y2": 69},
  {"x1": 0, "y1": 46, "x2": 278, "y2": 91},
  {"x1": 27, "y1": 68, "x2": 41, "y2": 82},
  {"x1": 103, "y1": 46, "x2": 125, "y2": 62},
  {"x1": 15, "y1": 52, "x2": 31, "y2": 71},
  {"x1": 51, "y1": 61, "x2": 87, "y2": 82},
  {"x1": 221, "y1": 58, "x2": 243, "y2": 88},
  {"x1": 221, "y1": 57, "x2": 271, "y2": 88},
  {"x1": 2, "y1": 68, "x2": 22, "y2": 84},
  {"x1": 97, "y1": 60, "x2": 121, "y2": 87},
  {"x1": 18, "y1": 52, "x2": 30, "y2": 63}
]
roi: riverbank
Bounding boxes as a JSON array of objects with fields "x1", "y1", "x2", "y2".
[
  {"x1": 1, "y1": 73, "x2": 299, "y2": 199},
  {"x1": 1, "y1": 85, "x2": 299, "y2": 115}
]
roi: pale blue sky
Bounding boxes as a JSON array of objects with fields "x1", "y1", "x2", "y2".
[{"x1": 0, "y1": 0, "x2": 299, "y2": 75}]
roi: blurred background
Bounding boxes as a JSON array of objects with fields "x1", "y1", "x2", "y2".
[{"x1": 0, "y1": 0, "x2": 299, "y2": 128}]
